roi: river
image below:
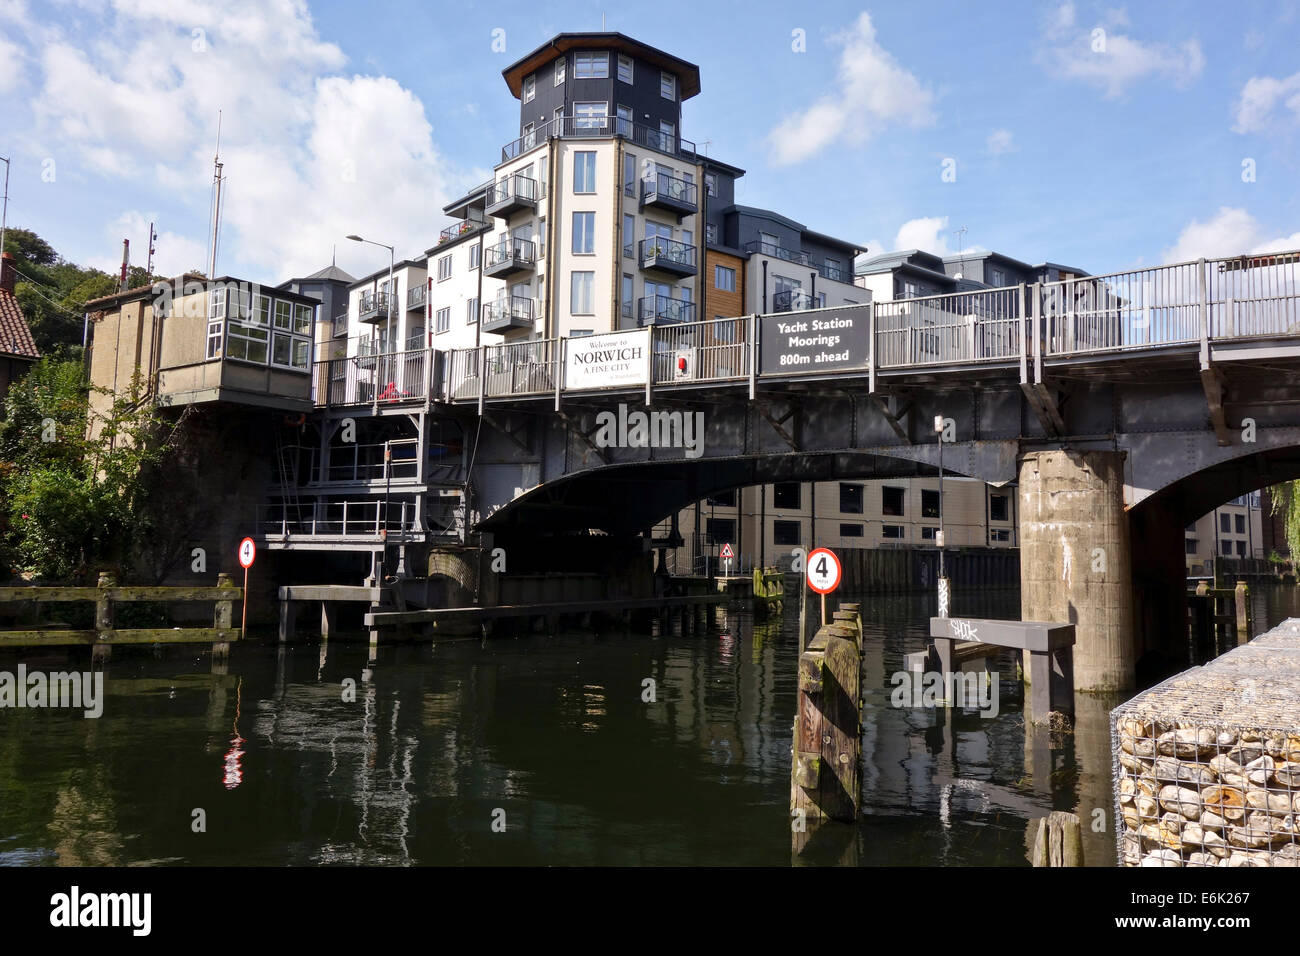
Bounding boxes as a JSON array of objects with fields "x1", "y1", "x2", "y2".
[{"x1": 2, "y1": 584, "x2": 1298, "y2": 866}]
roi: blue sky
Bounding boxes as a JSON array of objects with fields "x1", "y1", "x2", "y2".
[{"x1": 1, "y1": 0, "x2": 1298, "y2": 285}]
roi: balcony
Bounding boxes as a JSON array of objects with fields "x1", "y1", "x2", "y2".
[
  {"x1": 501, "y1": 114, "x2": 698, "y2": 163},
  {"x1": 407, "y1": 284, "x2": 426, "y2": 311},
  {"x1": 331, "y1": 312, "x2": 348, "y2": 337},
  {"x1": 639, "y1": 237, "x2": 697, "y2": 278},
  {"x1": 638, "y1": 295, "x2": 696, "y2": 326},
  {"x1": 639, "y1": 172, "x2": 697, "y2": 217},
  {"x1": 482, "y1": 296, "x2": 535, "y2": 334},
  {"x1": 485, "y1": 174, "x2": 538, "y2": 219},
  {"x1": 773, "y1": 289, "x2": 816, "y2": 313},
  {"x1": 437, "y1": 216, "x2": 488, "y2": 246},
  {"x1": 819, "y1": 263, "x2": 850, "y2": 283},
  {"x1": 745, "y1": 240, "x2": 811, "y2": 267},
  {"x1": 483, "y1": 238, "x2": 536, "y2": 279},
  {"x1": 358, "y1": 292, "x2": 394, "y2": 324}
]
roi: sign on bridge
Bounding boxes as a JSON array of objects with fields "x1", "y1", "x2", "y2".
[
  {"x1": 564, "y1": 329, "x2": 650, "y2": 389},
  {"x1": 759, "y1": 304, "x2": 870, "y2": 376}
]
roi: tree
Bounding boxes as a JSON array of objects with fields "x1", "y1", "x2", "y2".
[
  {"x1": 2, "y1": 228, "x2": 56, "y2": 267},
  {"x1": 1269, "y1": 483, "x2": 1300, "y2": 560}
]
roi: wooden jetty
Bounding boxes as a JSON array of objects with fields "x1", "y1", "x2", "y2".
[
  {"x1": 1186, "y1": 579, "x2": 1252, "y2": 654},
  {"x1": 0, "y1": 571, "x2": 242, "y2": 658}
]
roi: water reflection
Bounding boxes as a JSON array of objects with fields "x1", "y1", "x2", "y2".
[{"x1": 0, "y1": 585, "x2": 1295, "y2": 866}]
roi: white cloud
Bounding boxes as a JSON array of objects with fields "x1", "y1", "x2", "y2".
[
  {"x1": 0, "y1": 38, "x2": 23, "y2": 93},
  {"x1": 87, "y1": 211, "x2": 209, "y2": 277},
  {"x1": 766, "y1": 12, "x2": 934, "y2": 166},
  {"x1": 1232, "y1": 72, "x2": 1300, "y2": 133},
  {"x1": 1163, "y1": 207, "x2": 1300, "y2": 263},
  {"x1": 1038, "y1": 2, "x2": 1204, "y2": 98},
  {"x1": 986, "y1": 129, "x2": 1016, "y2": 156},
  {"x1": 19, "y1": 0, "x2": 471, "y2": 281},
  {"x1": 893, "y1": 217, "x2": 952, "y2": 256}
]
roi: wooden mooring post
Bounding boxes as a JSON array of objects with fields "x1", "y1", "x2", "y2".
[
  {"x1": 1027, "y1": 811, "x2": 1084, "y2": 866},
  {"x1": 791, "y1": 603, "x2": 863, "y2": 829}
]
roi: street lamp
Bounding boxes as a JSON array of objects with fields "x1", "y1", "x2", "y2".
[{"x1": 346, "y1": 234, "x2": 395, "y2": 357}]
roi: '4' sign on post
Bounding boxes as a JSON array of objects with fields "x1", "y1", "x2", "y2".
[
  {"x1": 237, "y1": 537, "x2": 256, "y2": 638},
  {"x1": 806, "y1": 548, "x2": 841, "y2": 627}
]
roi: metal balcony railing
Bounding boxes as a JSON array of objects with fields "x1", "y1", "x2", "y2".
[
  {"x1": 640, "y1": 172, "x2": 697, "y2": 209},
  {"x1": 358, "y1": 292, "x2": 394, "y2": 322},
  {"x1": 744, "y1": 240, "x2": 811, "y2": 266},
  {"x1": 819, "y1": 263, "x2": 850, "y2": 283},
  {"x1": 639, "y1": 236, "x2": 697, "y2": 272},
  {"x1": 407, "y1": 285, "x2": 426, "y2": 310},
  {"x1": 437, "y1": 216, "x2": 488, "y2": 245},
  {"x1": 501, "y1": 114, "x2": 698, "y2": 163},
  {"x1": 638, "y1": 294, "x2": 696, "y2": 325},
  {"x1": 772, "y1": 289, "x2": 816, "y2": 313},
  {"x1": 331, "y1": 312, "x2": 348, "y2": 337},
  {"x1": 486, "y1": 173, "x2": 538, "y2": 206},
  {"x1": 484, "y1": 237, "x2": 536, "y2": 270},
  {"x1": 483, "y1": 295, "x2": 534, "y2": 325}
]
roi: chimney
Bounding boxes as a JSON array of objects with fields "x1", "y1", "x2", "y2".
[{"x1": 0, "y1": 252, "x2": 14, "y2": 295}]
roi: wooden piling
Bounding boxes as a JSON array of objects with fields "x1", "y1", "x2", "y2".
[
  {"x1": 279, "y1": 599, "x2": 298, "y2": 643},
  {"x1": 321, "y1": 601, "x2": 337, "y2": 639},
  {"x1": 1234, "y1": 580, "x2": 1251, "y2": 645},
  {"x1": 791, "y1": 605, "x2": 863, "y2": 824},
  {"x1": 1028, "y1": 811, "x2": 1084, "y2": 866},
  {"x1": 212, "y1": 572, "x2": 235, "y2": 660}
]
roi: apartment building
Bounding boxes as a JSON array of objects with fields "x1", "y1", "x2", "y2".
[{"x1": 1184, "y1": 492, "x2": 1265, "y2": 577}]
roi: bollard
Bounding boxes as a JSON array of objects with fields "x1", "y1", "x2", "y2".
[
  {"x1": 94, "y1": 571, "x2": 116, "y2": 661},
  {"x1": 212, "y1": 572, "x2": 235, "y2": 661}
]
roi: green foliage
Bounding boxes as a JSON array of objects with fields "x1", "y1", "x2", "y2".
[
  {"x1": 0, "y1": 355, "x2": 167, "y2": 580},
  {"x1": 4, "y1": 225, "x2": 159, "y2": 355},
  {"x1": 1268, "y1": 483, "x2": 1300, "y2": 562}
]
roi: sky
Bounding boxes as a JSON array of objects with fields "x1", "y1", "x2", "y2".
[{"x1": 0, "y1": 0, "x2": 1298, "y2": 287}]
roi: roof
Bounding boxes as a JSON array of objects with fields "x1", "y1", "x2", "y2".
[
  {"x1": 0, "y1": 289, "x2": 39, "y2": 361},
  {"x1": 294, "y1": 263, "x2": 357, "y2": 284},
  {"x1": 724, "y1": 205, "x2": 865, "y2": 255},
  {"x1": 84, "y1": 273, "x2": 322, "y2": 310},
  {"x1": 855, "y1": 249, "x2": 947, "y2": 274},
  {"x1": 501, "y1": 32, "x2": 702, "y2": 101}
]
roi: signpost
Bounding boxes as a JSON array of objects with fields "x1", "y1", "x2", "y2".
[
  {"x1": 806, "y1": 547, "x2": 842, "y2": 627},
  {"x1": 759, "y1": 304, "x2": 870, "y2": 376},
  {"x1": 563, "y1": 328, "x2": 651, "y2": 390},
  {"x1": 720, "y1": 542, "x2": 733, "y2": 577},
  {"x1": 238, "y1": 537, "x2": 256, "y2": 638}
]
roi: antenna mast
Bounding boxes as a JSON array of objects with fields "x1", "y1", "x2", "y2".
[
  {"x1": 207, "y1": 111, "x2": 225, "y2": 278},
  {"x1": 146, "y1": 221, "x2": 157, "y2": 276}
]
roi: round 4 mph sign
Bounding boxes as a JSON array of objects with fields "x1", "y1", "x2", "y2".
[
  {"x1": 806, "y1": 548, "x2": 841, "y2": 594},
  {"x1": 238, "y1": 537, "x2": 256, "y2": 569}
]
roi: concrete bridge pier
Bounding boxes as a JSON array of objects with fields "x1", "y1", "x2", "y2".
[{"x1": 1018, "y1": 450, "x2": 1135, "y2": 692}]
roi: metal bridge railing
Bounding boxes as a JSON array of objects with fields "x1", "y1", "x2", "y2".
[
  {"x1": 875, "y1": 287, "x2": 1022, "y2": 368},
  {"x1": 651, "y1": 315, "x2": 751, "y2": 384}
]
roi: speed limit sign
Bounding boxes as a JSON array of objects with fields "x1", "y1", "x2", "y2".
[
  {"x1": 238, "y1": 537, "x2": 256, "y2": 569},
  {"x1": 806, "y1": 548, "x2": 841, "y2": 595}
]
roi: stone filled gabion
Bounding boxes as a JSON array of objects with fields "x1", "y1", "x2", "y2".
[{"x1": 1111, "y1": 618, "x2": 1300, "y2": 868}]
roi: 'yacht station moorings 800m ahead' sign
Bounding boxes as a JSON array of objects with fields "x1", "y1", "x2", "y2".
[{"x1": 759, "y1": 305, "x2": 870, "y2": 375}]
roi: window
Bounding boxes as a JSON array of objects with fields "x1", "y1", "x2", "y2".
[
  {"x1": 882, "y1": 486, "x2": 905, "y2": 516},
  {"x1": 436, "y1": 307, "x2": 450, "y2": 334},
  {"x1": 1235, "y1": 513, "x2": 1246, "y2": 534},
  {"x1": 617, "y1": 105, "x2": 633, "y2": 138},
  {"x1": 773, "y1": 520, "x2": 801, "y2": 546},
  {"x1": 538, "y1": 155, "x2": 548, "y2": 196},
  {"x1": 1220, "y1": 513, "x2": 1231, "y2": 533},
  {"x1": 840, "y1": 523, "x2": 864, "y2": 539},
  {"x1": 706, "y1": 518, "x2": 735, "y2": 543},
  {"x1": 1221, "y1": 540, "x2": 1233, "y2": 556},
  {"x1": 989, "y1": 267, "x2": 1006, "y2": 287},
  {"x1": 273, "y1": 298, "x2": 291, "y2": 329},
  {"x1": 991, "y1": 528, "x2": 1011, "y2": 542},
  {"x1": 815, "y1": 292, "x2": 826, "y2": 308},
  {"x1": 882, "y1": 525, "x2": 905, "y2": 539},
  {"x1": 839, "y1": 483, "x2": 863, "y2": 514},
  {"x1": 623, "y1": 214, "x2": 635, "y2": 257},
  {"x1": 705, "y1": 173, "x2": 716, "y2": 197},
  {"x1": 573, "y1": 151, "x2": 597, "y2": 192},
  {"x1": 624, "y1": 152, "x2": 636, "y2": 195},
  {"x1": 660, "y1": 71, "x2": 676, "y2": 100},
  {"x1": 621, "y1": 274, "x2": 633, "y2": 319},
  {"x1": 759, "y1": 231, "x2": 779, "y2": 252},
  {"x1": 921, "y1": 526, "x2": 938, "y2": 540},
  {"x1": 537, "y1": 217, "x2": 546, "y2": 257},
  {"x1": 1185, "y1": 522, "x2": 1196, "y2": 532},
  {"x1": 571, "y1": 272, "x2": 595, "y2": 314},
  {"x1": 575, "y1": 52, "x2": 608, "y2": 78},
  {"x1": 990, "y1": 493, "x2": 1009, "y2": 522},
  {"x1": 571, "y1": 329, "x2": 593, "y2": 336},
  {"x1": 554, "y1": 58, "x2": 565, "y2": 85},
  {"x1": 206, "y1": 291, "x2": 224, "y2": 358},
  {"x1": 617, "y1": 54, "x2": 633, "y2": 83},
  {"x1": 902, "y1": 280, "x2": 921, "y2": 299},
  {"x1": 469, "y1": 244, "x2": 481, "y2": 270},
  {"x1": 1236, "y1": 540, "x2": 1247, "y2": 557},
  {"x1": 438, "y1": 255, "x2": 452, "y2": 281},
  {"x1": 773, "y1": 482, "x2": 801, "y2": 509},
  {"x1": 922, "y1": 489, "x2": 940, "y2": 519},
  {"x1": 467, "y1": 297, "x2": 479, "y2": 324},
  {"x1": 707, "y1": 490, "x2": 736, "y2": 507},
  {"x1": 523, "y1": 73, "x2": 536, "y2": 103},
  {"x1": 573, "y1": 102, "x2": 608, "y2": 131},
  {"x1": 706, "y1": 223, "x2": 718, "y2": 244},
  {"x1": 572, "y1": 212, "x2": 595, "y2": 254},
  {"x1": 825, "y1": 257, "x2": 840, "y2": 277},
  {"x1": 714, "y1": 264, "x2": 736, "y2": 292},
  {"x1": 1186, "y1": 538, "x2": 1198, "y2": 554}
]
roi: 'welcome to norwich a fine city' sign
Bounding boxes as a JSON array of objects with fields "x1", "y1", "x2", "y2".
[
  {"x1": 759, "y1": 304, "x2": 870, "y2": 376},
  {"x1": 564, "y1": 329, "x2": 650, "y2": 389}
]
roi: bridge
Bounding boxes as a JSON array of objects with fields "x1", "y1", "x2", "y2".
[{"x1": 269, "y1": 250, "x2": 1300, "y2": 693}]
